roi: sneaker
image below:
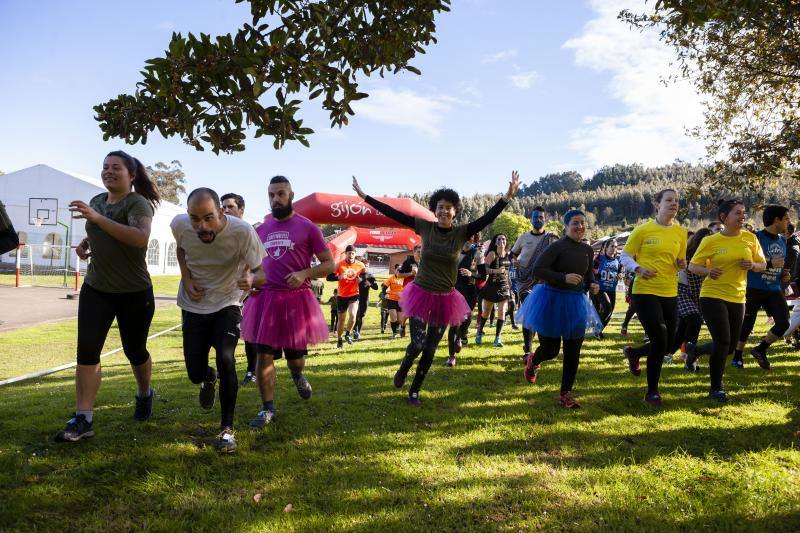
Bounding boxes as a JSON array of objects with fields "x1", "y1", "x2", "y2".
[
  {"x1": 215, "y1": 427, "x2": 237, "y2": 453},
  {"x1": 489, "y1": 321, "x2": 495, "y2": 328},
  {"x1": 511, "y1": 324, "x2": 520, "y2": 330},
  {"x1": 708, "y1": 389, "x2": 728, "y2": 403},
  {"x1": 394, "y1": 362, "x2": 411, "y2": 388},
  {"x1": 454, "y1": 337, "x2": 463, "y2": 354},
  {"x1": 493, "y1": 336, "x2": 504, "y2": 347},
  {"x1": 643, "y1": 335, "x2": 650, "y2": 343},
  {"x1": 523, "y1": 355, "x2": 540, "y2": 384},
  {"x1": 750, "y1": 347, "x2": 771, "y2": 370},
  {"x1": 461, "y1": 336, "x2": 468, "y2": 345},
  {"x1": 249, "y1": 409, "x2": 275, "y2": 428},
  {"x1": 475, "y1": 333, "x2": 483, "y2": 345},
  {"x1": 593, "y1": 331, "x2": 605, "y2": 340},
  {"x1": 445, "y1": 356, "x2": 456, "y2": 367},
  {"x1": 199, "y1": 369, "x2": 217, "y2": 410},
  {"x1": 663, "y1": 354, "x2": 673, "y2": 365},
  {"x1": 731, "y1": 357, "x2": 744, "y2": 369},
  {"x1": 241, "y1": 371, "x2": 256, "y2": 385},
  {"x1": 559, "y1": 391, "x2": 581, "y2": 409},
  {"x1": 407, "y1": 391, "x2": 422, "y2": 406},
  {"x1": 623, "y1": 346, "x2": 641, "y2": 376},
  {"x1": 644, "y1": 392, "x2": 664, "y2": 408},
  {"x1": 684, "y1": 342, "x2": 699, "y2": 372},
  {"x1": 133, "y1": 389, "x2": 155, "y2": 421},
  {"x1": 292, "y1": 372, "x2": 313, "y2": 400},
  {"x1": 337, "y1": 338, "x2": 343, "y2": 349},
  {"x1": 54, "y1": 413, "x2": 95, "y2": 442},
  {"x1": 620, "y1": 327, "x2": 628, "y2": 337},
  {"x1": 392, "y1": 333, "x2": 399, "y2": 339},
  {"x1": 344, "y1": 332, "x2": 353, "y2": 345},
  {"x1": 353, "y1": 330, "x2": 361, "y2": 340}
]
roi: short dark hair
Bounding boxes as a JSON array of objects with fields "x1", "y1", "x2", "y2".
[
  {"x1": 270, "y1": 175, "x2": 290, "y2": 185},
  {"x1": 428, "y1": 188, "x2": 462, "y2": 214},
  {"x1": 762, "y1": 204, "x2": 788, "y2": 226},
  {"x1": 221, "y1": 193, "x2": 245, "y2": 209},
  {"x1": 654, "y1": 188, "x2": 677, "y2": 203},
  {"x1": 187, "y1": 187, "x2": 220, "y2": 206},
  {"x1": 532, "y1": 205, "x2": 545, "y2": 213}
]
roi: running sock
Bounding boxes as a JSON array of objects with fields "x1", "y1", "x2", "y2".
[
  {"x1": 476, "y1": 315, "x2": 486, "y2": 334},
  {"x1": 77, "y1": 409, "x2": 93, "y2": 423},
  {"x1": 495, "y1": 319, "x2": 505, "y2": 337},
  {"x1": 523, "y1": 328, "x2": 532, "y2": 353},
  {"x1": 391, "y1": 321, "x2": 398, "y2": 334},
  {"x1": 755, "y1": 340, "x2": 770, "y2": 354},
  {"x1": 136, "y1": 387, "x2": 153, "y2": 399},
  {"x1": 262, "y1": 400, "x2": 275, "y2": 414}
]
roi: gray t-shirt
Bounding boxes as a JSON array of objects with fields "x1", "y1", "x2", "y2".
[
  {"x1": 171, "y1": 214, "x2": 266, "y2": 314},
  {"x1": 511, "y1": 231, "x2": 546, "y2": 267},
  {"x1": 84, "y1": 192, "x2": 154, "y2": 293}
]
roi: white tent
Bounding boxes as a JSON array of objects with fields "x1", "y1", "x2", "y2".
[{"x1": 0, "y1": 164, "x2": 183, "y2": 275}]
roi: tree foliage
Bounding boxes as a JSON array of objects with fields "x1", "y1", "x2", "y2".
[
  {"x1": 622, "y1": 0, "x2": 800, "y2": 191},
  {"x1": 94, "y1": 0, "x2": 451, "y2": 154},
  {"x1": 147, "y1": 160, "x2": 187, "y2": 204},
  {"x1": 489, "y1": 212, "x2": 532, "y2": 245}
]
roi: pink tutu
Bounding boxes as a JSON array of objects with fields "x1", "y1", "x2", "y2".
[
  {"x1": 241, "y1": 287, "x2": 329, "y2": 350},
  {"x1": 399, "y1": 282, "x2": 471, "y2": 327}
]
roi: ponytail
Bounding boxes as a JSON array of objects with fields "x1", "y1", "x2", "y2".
[{"x1": 106, "y1": 150, "x2": 161, "y2": 209}]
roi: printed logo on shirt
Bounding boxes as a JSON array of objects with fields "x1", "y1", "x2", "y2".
[
  {"x1": 341, "y1": 266, "x2": 360, "y2": 281},
  {"x1": 644, "y1": 237, "x2": 661, "y2": 246},
  {"x1": 767, "y1": 242, "x2": 784, "y2": 258},
  {"x1": 264, "y1": 231, "x2": 295, "y2": 259}
]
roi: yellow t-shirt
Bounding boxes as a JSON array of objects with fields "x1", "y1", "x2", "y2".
[
  {"x1": 691, "y1": 231, "x2": 766, "y2": 303},
  {"x1": 623, "y1": 220, "x2": 687, "y2": 297}
]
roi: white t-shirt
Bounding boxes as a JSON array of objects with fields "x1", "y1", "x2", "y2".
[
  {"x1": 511, "y1": 231, "x2": 546, "y2": 267},
  {"x1": 171, "y1": 214, "x2": 266, "y2": 314}
]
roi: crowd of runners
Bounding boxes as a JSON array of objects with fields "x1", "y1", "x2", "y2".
[{"x1": 53, "y1": 150, "x2": 800, "y2": 451}]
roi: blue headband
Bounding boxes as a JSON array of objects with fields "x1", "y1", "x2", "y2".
[{"x1": 563, "y1": 209, "x2": 585, "y2": 225}]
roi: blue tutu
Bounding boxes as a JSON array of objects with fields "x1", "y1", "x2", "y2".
[{"x1": 516, "y1": 284, "x2": 602, "y2": 339}]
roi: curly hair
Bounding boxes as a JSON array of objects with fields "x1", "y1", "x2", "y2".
[{"x1": 428, "y1": 188, "x2": 462, "y2": 214}]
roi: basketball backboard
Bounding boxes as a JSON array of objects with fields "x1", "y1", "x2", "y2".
[{"x1": 28, "y1": 198, "x2": 58, "y2": 226}]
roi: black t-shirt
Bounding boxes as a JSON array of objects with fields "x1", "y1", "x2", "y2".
[{"x1": 399, "y1": 255, "x2": 418, "y2": 286}]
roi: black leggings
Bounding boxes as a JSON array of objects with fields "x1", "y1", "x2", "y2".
[
  {"x1": 330, "y1": 307, "x2": 338, "y2": 331},
  {"x1": 633, "y1": 313, "x2": 703, "y2": 357},
  {"x1": 599, "y1": 290, "x2": 617, "y2": 327},
  {"x1": 244, "y1": 341, "x2": 257, "y2": 373},
  {"x1": 400, "y1": 317, "x2": 447, "y2": 393},
  {"x1": 739, "y1": 288, "x2": 789, "y2": 343},
  {"x1": 529, "y1": 335, "x2": 584, "y2": 394},
  {"x1": 77, "y1": 283, "x2": 154, "y2": 366},
  {"x1": 182, "y1": 306, "x2": 241, "y2": 428},
  {"x1": 697, "y1": 297, "x2": 744, "y2": 391},
  {"x1": 354, "y1": 292, "x2": 370, "y2": 332},
  {"x1": 448, "y1": 287, "x2": 477, "y2": 356},
  {"x1": 630, "y1": 294, "x2": 677, "y2": 394}
]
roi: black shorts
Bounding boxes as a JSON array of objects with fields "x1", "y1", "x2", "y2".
[
  {"x1": 182, "y1": 305, "x2": 242, "y2": 362},
  {"x1": 254, "y1": 344, "x2": 307, "y2": 361},
  {"x1": 387, "y1": 299, "x2": 402, "y2": 311},
  {"x1": 336, "y1": 295, "x2": 359, "y2": 313}
]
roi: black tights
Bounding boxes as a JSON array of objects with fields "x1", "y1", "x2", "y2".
[
  {"x1": 520, "y1": 290, "x2": 535, "y2": 353},
  {"x1": 696, "y1": 297, "x2": 744, "y2": 391},
  {"x1": 448, "y1": 289, "x2": 477, "y2": 356},
  {"x1": 399, "y1": 317, "x2": 447, "y2": 393},
  {"x1": 529, "y1": 335, "x2": 584, "y2": 393},
  {"x1": 630, "y1": 294, "x2": 677, "y2": 394}
]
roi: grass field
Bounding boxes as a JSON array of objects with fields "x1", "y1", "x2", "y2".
[{"x1": 1, "y1": 284, "x2": 799, "y2": 531}]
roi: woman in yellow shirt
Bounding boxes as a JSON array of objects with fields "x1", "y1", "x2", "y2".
[
  {"x1": 620, "y1": 189, "x2": 687, "y2": 408},
  {"x1": 687, "y1": 199, "x2": 766, "y2": 402}
]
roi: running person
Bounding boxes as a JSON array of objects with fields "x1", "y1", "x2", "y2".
[
  {"x1": 353, "y1": 258, "x2": 379, "y2": 339},
  {"x1": 593, "y1": 239, "x2": 623, "y2": 336},
  {"x1": 518, "y1": 210, "x2": 600, "y2": 408},
  {"x1": 476, "y1": 233, "x2": 512, "y2": 347},
  {"x1": 506, "y1": 260, "x2": 520, "y2": 330},
  {"x1": 620, "y1": 189, "x2": 687, "y2": 407},
  {"x1": 221, "y1": 192, "x2": 258, "y2": 386},
  {"x1": 383, "y1": 264, "x2": 406, "y2": 338},
  {"x1": 687, "y1": 199, "x2": 767, "y2": 402},
  {"x1": 328, "y1": 245, "x2": 366, "y2": 347},
  {"x1": 730, "y1": 205, "x2": 791, "y2": 369},
  {"x1": 172, "y1": 188, "x2": 266, "y2": 452},
  {"x1": 353, "y1": 172, "x2": 520, "y2": 405},
  {"x1": 241, "y1": 176, "x2": 335, "y2": 427},
  {"x1": 55, "y1": 151, "x2": 160, "y2": 442},
  {"x1": 446, "y1": 236, "x2": 482, "y2": 367},
  {"x1": 396, "y1": 245, "x2": 422, "y2": 337},
  {"x1": 510, "y1": 207, "x2": 559, "y2": 355}
]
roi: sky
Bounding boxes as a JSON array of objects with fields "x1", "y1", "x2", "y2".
[{"x1": 0, "y1": 0, "x2": 706, "y2": 222}]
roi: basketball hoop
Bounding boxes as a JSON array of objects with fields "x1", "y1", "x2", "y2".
[{"x1": 31, "y1": 217, "x2": 44, "y2": 227}]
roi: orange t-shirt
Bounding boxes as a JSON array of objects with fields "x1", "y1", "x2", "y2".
[
  {"x1": 383, "y1": 275, "x2": 405, "y2": 301},
  {"x1": 336, "y1": 260, "x2": 365, "y2": 298}
]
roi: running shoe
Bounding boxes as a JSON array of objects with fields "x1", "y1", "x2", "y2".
[
  {"x1": 623, "y1": 346, "x2": 641, "y2": 376},
  {"x1": 511, "y1": 324, "x2": 520, "y2": 330},
  {"x1": 559, "y1": 391, "x2": 581, "y2": 409},
  {"x1": 523, "y1": 355, "x2": 540, "y2": 384},
  {"x1": 445, "y1": 356, "x2": 456, "y2": 367},
  {"x1": 353, "y1": 330, "x2": 361, "y2": 340},
  {"x1": 407, "y1": 391, "x2": 422, "y2": 407},
  {"x1": 337, "y1": 338, "x2": 343, "y2": 349},
  {"x1": 684, "y1": 342, "x2": 699, "y2": 372},
  {"x1": 644, "y1": 392, "x2": 664, "y2": 408},
  {"x1": 475, "y1": 333, "x2": 483, "y2": 345},
  {"x1": 54, "y1": 413, "x2": 94, "y2": 442},
  {"x1": 344, "y1": 332, "x2": 353, "y2": 345},
  {"x1": 620, "y1": 327, "x2": 628, "y2": 337},
  {"x1": 199, "y1": 369, "x2": 217, "y2": 410},
  {"x1": 249, "y1": 410, "x2": 275, "y2": 428},
  {"x1": 731, "y1": 356, "x2": 744, "y2": 369},
  {"x1": 215, "y1": 427, "x2": 237, "y2": 453},
  {"x1": 750, "y1": 347, "x2": 771, "y2": 370},
  {"x1": 392, "y1": 333, "x2": 399, "y2": 339},
  {"x1": 133, "y1": 389, "x2": 155, "y2": 421},
  {"x1": 241, "y1": 371, "x2": 256, "y2": 385},
  {"x1": 461, "y1": 336, "x2": 468, "y2": 345},
  {"x1": 708, "y1": 389, "x2": 728, "y2": 403},
  {"x1": 493, "y1": 336, "x2": 504, "y2": 347},
  {"x1": 663, "y1": 354, "x2": 673, "y2": 365},
  {"x1": 292, "y1": 372, "x2": 313, "y2": 400}
]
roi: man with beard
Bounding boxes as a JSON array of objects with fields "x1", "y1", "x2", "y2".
[
  {"x1": 328, "y1": 245, "x2": 366, "y2": 347},
  {"x1": 240, "y1": 176, "x2": 335, "y2": 429},
  {"x1": 172, "y1": 188, "x2": 266, "y2": 452},
  {"x1": 353, "y1": 257, "x2": 379, "y2": 339},
  {"x1": 510, "y1": 206, "x2": 559, "y2": 356}
]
